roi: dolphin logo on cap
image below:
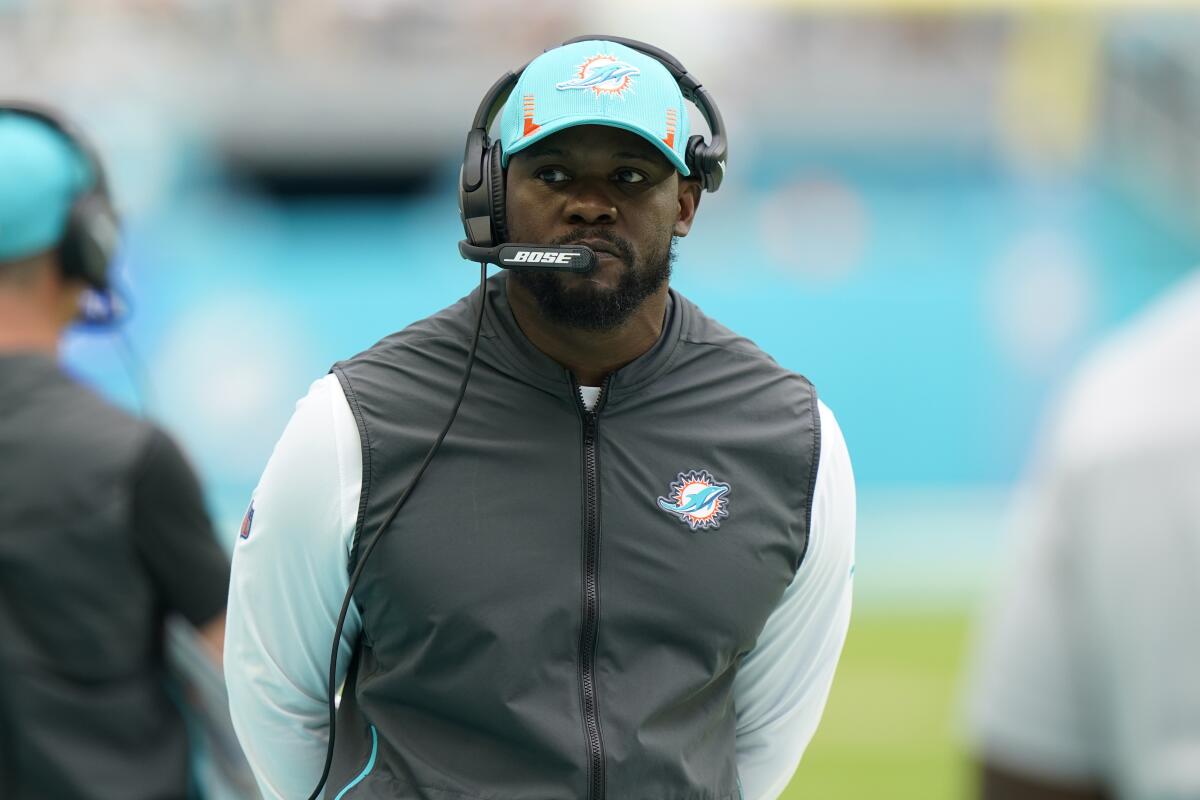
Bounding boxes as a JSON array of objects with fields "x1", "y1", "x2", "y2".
[{"x1": 557, "y1": 55, "x2": 640, "y2": 97}]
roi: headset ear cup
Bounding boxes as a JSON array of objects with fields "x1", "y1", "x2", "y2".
[
  {"x1": 59, "y1": 195, "x2": 118, "y2": 290},
  {"x1": 56, "y1": 206, "x2": 78, "y2": 279},
  {"x1": 459, "y1": 135, "x2": 496, "y2": 248},
  {"x1": 488, "y1": 142, "x2": 509, "y2": 244},
  {"x1": 684, "y1": 134, "x2": 710, "y2": 191}
]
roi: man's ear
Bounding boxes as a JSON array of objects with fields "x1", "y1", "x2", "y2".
[
  {"x1": 673, "y1": 177, "x2": 702, "y2": 237},
  {"x1": 56, "y1": 280, "x2": 87, "y2": 328}
]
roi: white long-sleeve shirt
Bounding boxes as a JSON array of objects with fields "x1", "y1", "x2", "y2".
[{"x1": 225, "y1": 373, "x2": 856, "y2": 800}]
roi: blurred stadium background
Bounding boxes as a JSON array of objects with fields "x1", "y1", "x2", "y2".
[{"x1": 4, "y1": 1, "x2": 1199, "y2": 797}]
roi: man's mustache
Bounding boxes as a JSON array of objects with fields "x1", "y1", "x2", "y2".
[{"x1": 549, "y1": 230, "x2": 635, "y2": 266}]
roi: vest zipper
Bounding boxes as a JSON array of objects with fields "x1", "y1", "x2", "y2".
[{"x1": 574, "y1": 378, "x2": 607, "y2": 800}]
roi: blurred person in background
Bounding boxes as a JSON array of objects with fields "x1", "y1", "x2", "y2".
[
  {"x1": 0, "y1": 105, "x2": 231, "y2": 800},
  {"x1": 225, "y1": 37, "x2": 855, "y2": 800},
  {"x1": 967, "y1": 270, "x2": 1200, "y2": 799}
]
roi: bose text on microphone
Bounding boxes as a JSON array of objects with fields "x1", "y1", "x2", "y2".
[{"x1": 457, "y1": 242, "x2": 596, "y2": 273}]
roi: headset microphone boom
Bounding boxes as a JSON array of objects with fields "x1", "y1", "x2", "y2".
[{"x1": 456, "y1": 241, "x2": 596, "y2": 272}]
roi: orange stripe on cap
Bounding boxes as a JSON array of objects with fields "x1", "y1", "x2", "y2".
[
  {"x1": 522, "y1": 94, "x2": 540, "y2": 137},
  {"x1": 663, "y1": 108, "x2": 678, "y2": 149}
]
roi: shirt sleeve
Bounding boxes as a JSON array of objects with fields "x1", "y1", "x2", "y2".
[
  {"x1": 964, "y1": 455, "x2": 1099, "y2": 784},
  {"x1": 967, "y1": 450, "x2": 1200, "y2": 797},
  {"x1": 131, "y1": 425, "x2": 230, "y2": 628},
  {"x1": 224, "y1": 373, "x2": 362, "y2": 800},
  {"x1": 733, "y1": 399, "x2": 856, "y2": 800}
]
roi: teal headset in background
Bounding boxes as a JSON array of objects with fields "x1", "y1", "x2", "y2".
[{"x1": 0, "y1": 102, "x2": 122, "y2": 323}]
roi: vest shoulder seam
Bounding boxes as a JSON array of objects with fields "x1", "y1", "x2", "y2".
[
  {"x1": 331, "y1": 365, "x2": 373, "y2": 576},
  {"x1": 347, "y1": 330, "x2": 495, "y2": 364},
  {"x1": 679, "y1": 336, "x2": 814, "y2": 384},
  {"x1": 797, "y1": 388, "x2": 822, "y2": 572}
]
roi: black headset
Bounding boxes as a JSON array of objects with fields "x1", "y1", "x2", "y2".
[
  {"x1": 0, "y1": 101, "x2": 120, "y2": 291},
  {"x1": 458, "y1": 34, "x2": 728, "y2": 258}
]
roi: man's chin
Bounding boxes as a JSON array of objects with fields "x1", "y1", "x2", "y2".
[
  {"x1": 512, "y1": 272, "x2": 632, "y2": 331},
  {"x1": 508, "y1": 237, "x2": 675, "y2": 332},
  {"x1": 558, "y1": 263, "x2": 627, "y2": 292}
]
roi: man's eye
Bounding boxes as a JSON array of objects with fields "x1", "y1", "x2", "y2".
[
  {"x1": 615, "y1": 168, "x2": 646, "y2": 184},
  {"x1": 536, "y1": 168, "x2": 569, "y2": 184}
]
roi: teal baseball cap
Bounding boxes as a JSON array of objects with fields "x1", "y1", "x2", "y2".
[
  {"x1": 499, "y1": 39, "x2": 691, "y2": 176},
  {"x1": 0, "y1": 109, "x2": 93, "y2": 263}
]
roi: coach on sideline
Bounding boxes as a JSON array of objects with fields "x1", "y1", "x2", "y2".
[
  {"x1": 225, "y1": 37, "x2": 856, "y2": 800},
  {"x1": 0, "y1": 104, "x2": 231, "y2": 799}
]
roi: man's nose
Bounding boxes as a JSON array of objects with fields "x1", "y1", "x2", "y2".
[{"x1": 563, "y1": 181, "x2": 617, "y2": 226}]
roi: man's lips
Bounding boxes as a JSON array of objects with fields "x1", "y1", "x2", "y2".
[{"x1": 573, "y1": 239, "x2": 621, "y2": 259}]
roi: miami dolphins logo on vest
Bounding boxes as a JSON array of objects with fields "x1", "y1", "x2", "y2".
[
  {"x1": 556, "y1": 54, "x2": 640, "y2": 98},
  {"x1": 656, "y1": 469, "x2": 731, "y2": 530}
]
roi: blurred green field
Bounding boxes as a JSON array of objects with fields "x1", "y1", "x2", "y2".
[{"x1": 780, "y1": 611, "x2": 974, "y2": 800}]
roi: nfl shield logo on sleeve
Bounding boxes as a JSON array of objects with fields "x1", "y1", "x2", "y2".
[{"x1": 239, "y1": 501, "x2": 255, "y2": 540}]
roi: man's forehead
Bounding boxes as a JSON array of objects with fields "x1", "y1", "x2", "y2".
[{"x1": 514, "y1": 125, "x2": 668, "y2": 166}]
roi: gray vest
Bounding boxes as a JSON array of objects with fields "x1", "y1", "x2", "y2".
[
  {"x1": 328, "y1": 274, "x2": 820, "y2": 800},
  {"x1": 0, "y1": 354, "x2": 190, "y2": 800}
]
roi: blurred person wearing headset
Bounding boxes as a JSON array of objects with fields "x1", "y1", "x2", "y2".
[
  {"x1": 224, "y1": 37, "x2": 856, "y2": 800},
  {"x1": 0, "y1": 104, "x2": 232, "y2": 799},
  {"x1": 967, "y1": 271, "x2": 1200, "y2": 799}
]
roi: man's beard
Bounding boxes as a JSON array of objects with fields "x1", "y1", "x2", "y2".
[{"x1": 510, "y1": 229, "x2": 676, "y2": 332}]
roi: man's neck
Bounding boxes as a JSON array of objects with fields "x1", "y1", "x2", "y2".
[
  {"x1": 505, "y1": 281, "x2": 668, "y2": 387},
  {"x1": 0, "y1": 295, "x2": 60, "y2": 355}
]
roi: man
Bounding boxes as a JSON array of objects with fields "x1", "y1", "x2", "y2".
[
  {"x1": 226, "y1": 38, "x2": 855, "y2": 800},
  {"x1": 0, "y1": 106, "x2": 232, "y2": 799},
  {"x1": 968, "y1": 271, "x2": 1200, "y2": 799}
]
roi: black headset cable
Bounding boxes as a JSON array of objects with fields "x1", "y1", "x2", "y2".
[
  {"x1": 115, "y1": 319, "x2": 155, "y2": 415},
  {"x1": 308, "y1": 262, "x2": 489, "y2": 799}
]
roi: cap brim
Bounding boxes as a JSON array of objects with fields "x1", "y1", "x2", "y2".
[{"x1": 503, "y1": 115, "x2": 690, "y2": 177}]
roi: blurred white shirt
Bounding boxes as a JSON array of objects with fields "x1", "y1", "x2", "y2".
[{"x1": 968, "y1": 271, "x2": 1200, "y2": 798}]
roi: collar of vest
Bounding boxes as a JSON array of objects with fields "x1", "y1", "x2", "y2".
[
  {"x1": 483, "y1": 272, "x2": 687, "y2": 408},
  {"x1": 0, "y1": 351, "x2": 64, "y2": 398},
  {"x1": 0, "y1": 351, "x2": 57, "y2": 370}
]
